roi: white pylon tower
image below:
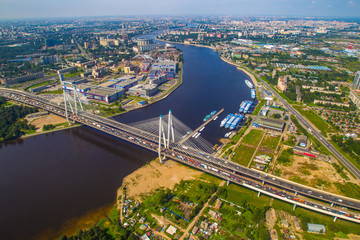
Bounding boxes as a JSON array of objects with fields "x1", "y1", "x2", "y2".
[
  {"x1": 58, "y1": 71, "x2": 84, "y2": 124},
  {"x1": 158, "y1": 110, "x2": 175, "y2": 163}
]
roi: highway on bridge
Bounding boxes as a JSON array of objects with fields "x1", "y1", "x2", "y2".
[{"x1": 1, "y1": 87, "x2": 360, "y2": 224}]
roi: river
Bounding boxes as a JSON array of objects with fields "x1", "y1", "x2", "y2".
[{"x1": 0, "y1": 35, "x2": 253, "y2": 240}]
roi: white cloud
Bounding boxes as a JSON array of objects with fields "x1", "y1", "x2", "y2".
[
  {"x1": 312, "y1": 0, "x2": 316, "y2": 4},
  {"x1": 348, "y1": 0, "x2": 356, "y2": 7}
]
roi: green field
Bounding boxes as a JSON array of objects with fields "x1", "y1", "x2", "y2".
[
  {"x1": 218, "y1": 183, "x2": 272, "y2": 208},
  {"x1": 334, "y1": 182, "x2": 360, "y2": 200},
  {"x1": 261, "y1": 135, "x2": 281, "y2": 150},
  {"x1": 293, "y1": 106, "x2": 334, "y2": 137},
  {"x1": 271, "y1": 199, "x2": 360, "y2": 238},
  {"x1": 330, "y1": 140, "x2": 360, "y2": 175},
  {"x1": 241, "y1": 129, "x2": 264, "y2": 146},
  {"x1": 232, "y1": 144, "x2": 256, "y2": 166}
]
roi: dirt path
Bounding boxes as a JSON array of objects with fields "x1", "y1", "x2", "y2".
[
  {"x1": 180, "y1": 181, "x2": 226, "y2": 240},
  {"x1": 266, "y1": 208, "x2": 278, "y2": 240},
  {"x1": 247, "y1": 130, "x2": 267, "y2": 167}
]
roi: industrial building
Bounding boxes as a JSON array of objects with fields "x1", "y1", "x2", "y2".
[
  {"x1": 293, "y1": 146, "x2": 319, "y2": 158},
  {"x1": 64, "y1": 83, "x2": 124, "y2": 103},
  {"x1": 151, "y1": 60, "x2": 177, "y2": 78},
  {"x1": 99, "y1": 75, "x2": 139, "y2": 91},
  {"x1": 252, "y1": 116, "x2": 285, "y2": 132},
  {"x1": 129, "y1": 84, "x2": 158, "y2": 97},
  {"x1": 149, "y1": 73, "x2": 168, "y2": 85}
]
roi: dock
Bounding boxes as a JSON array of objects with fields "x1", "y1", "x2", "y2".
[{"x1": 179, "y1": 108, "x2": 224, "y2": 144}]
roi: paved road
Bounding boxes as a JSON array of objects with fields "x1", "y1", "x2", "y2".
[
  {"x1": 2, "y1": 88, "x2": 360, "y2": 223},
  {"x1": 238, "y1": 63, "x2": 360, "y2": 180}
]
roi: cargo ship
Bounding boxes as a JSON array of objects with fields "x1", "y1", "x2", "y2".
[
  {"x1": 251, "y1": 89, "x2": 256, "y2": 99},
  {"x1": 243, "y1": 101, "x2": 253, "y2": 114},
  {"x1": 203, "y1": 110, "x2": 217, "y2": 122},
  {"x1": 220, "y1": 114, "x2": 232, "y2": 127},
  {"x1": 245, "y1": 80, "x2": 253, "y2": 89}
]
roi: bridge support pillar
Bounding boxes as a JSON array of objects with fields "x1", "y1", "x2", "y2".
[
  {"x1": 293, "y1": 204, "x2": 296, "y2": 210},
  {"x1": 227, "y1": 180, "x2": 230, "y2": 186},
  {"x1": 331, "y1": 202, "x2": 334, "y2": 207},
  {"x1": 257, "y1": 191, "x2": 261, "y2": 197},
  {"x1": 295, "y1": 191, "x2": 297, "y2": 196},
  {"x1": 158, "y1": 115, "x2": 163, "y2": 164},
  {"x1": 333, "y1": 216, "x2": 337, "y2": 222},
  {"x1": 262, "y1": 180, "x2": 264, "y2": 185}
]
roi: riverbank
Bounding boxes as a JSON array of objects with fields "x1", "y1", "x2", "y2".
[
  {"x1": 156, "y1": 38, "x2": 216, "y2": 51},
  {"x1": 33, "y1": 203, "x2": 114, "y2": 240},
  {"x1": 14, "y1": 61, "x2": 183, "y2": 141},
  {"x1": 117, "y1": 159, "x2": 203, "y2": 202},
  {"x1": 219, "y1": 56, "x2": 259, "y2": 88},
  {"x1": 156, "y1": 38, "x2": 258, "y2": 88}
]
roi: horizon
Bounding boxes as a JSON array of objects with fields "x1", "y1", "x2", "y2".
[{"x1": 0, "y1": 0, "x2": 360, "y2": 20}]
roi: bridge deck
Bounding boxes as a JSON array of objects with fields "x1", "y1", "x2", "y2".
[{"x1": 179, "y1": 108, "x2": 224, "y2": 144}]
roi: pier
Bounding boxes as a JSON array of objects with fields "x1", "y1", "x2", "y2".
[{"x1": 178, "y1": 108, "x2": 224, "y2": 144}]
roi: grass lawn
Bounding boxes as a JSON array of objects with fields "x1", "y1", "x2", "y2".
[
  {"x1": 241, "y1": 129, "x2": 264, "y2": 146},
  {"x1": 334, "y1": 182, "x2": 360, "y2": 200},
  {"x1": 218, "y1": 183, "x2": 272, "y2": 208},
  {"x1": 293, "y1": 106, "x2": 334, "y2": 137},
  {"x1": 252, "y1": 99, "x2": 265, "y2": 116},
  {"x1": 329, "y1": 140, "x2": 360, "y2": 175},
  {"x1": 232, "y1": 145, "x2": 256, "y2": 166},
  {"x1": 272, "y1": 199, "x2": 360, "y2": 238},
  {"x1": 199, "y1": 173, "x2": 223, "y2": 185},
  {"x1": 261, "y1": 135, "x2": 281, "y2": 150},
  {"x1": 24, "y1": 80, "x2": 52, "y2": 91}
]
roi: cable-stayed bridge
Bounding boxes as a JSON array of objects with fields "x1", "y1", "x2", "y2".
[{"x1": 1, "y1": 87, "x2": 360, "y2": 224}]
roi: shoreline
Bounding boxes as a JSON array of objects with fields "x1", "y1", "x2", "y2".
[
  {"x1": 29, "y1": 38, "x2": 258, "y2": 239},
  {"x1": 156, "y1": 38, "x2": 258, "y2": 88},
  {"x1": 156, "y1": 38, "x2": 216, "y2": 51},
  {"x1": 15, "y1": 61, "x2": 183, "y2": 140}
]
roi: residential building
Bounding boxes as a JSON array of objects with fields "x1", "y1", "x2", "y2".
[
  {"x1": 41, "y1": 55, "x2": 60, "y2": 65},
  {"x1": 100, "y1": 39, "x2": 120, "y2": 47},
  {"x1": 353, "y1": 71, "x2": 360, "y2": 90},
  {"x1": 277, "y1": 76, "x2": 287, "y2": 92},
  {"x1": 349, "y1": 90, "x2": 360, "y2": 109},
  {"x1": 1, "y1": 72, "x2": 45, "y2": 85}
]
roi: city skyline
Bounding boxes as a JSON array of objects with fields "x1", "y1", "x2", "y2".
[{"x1": 0, "y1": 0, "x2": 360, "y2": 20}]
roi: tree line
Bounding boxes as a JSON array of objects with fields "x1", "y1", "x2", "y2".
[{"x1": 0, "y1": 96, "x2": 37, "y2": 141}]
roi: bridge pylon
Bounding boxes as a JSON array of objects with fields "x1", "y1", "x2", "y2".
[
  {"x1": 58, "y1": 71, "x2": 84, "y2": 124},
  {"x1": 158, "y1": 110, "x2": 175, "y2": 163}
]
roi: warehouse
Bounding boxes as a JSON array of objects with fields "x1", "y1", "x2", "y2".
[
  {"x1": 129, "y1": 84, "x2": 157, "y2": 97},
  {"x1": 252, "y1": 116, "x2": 285, "y2": 132},
  {"x1": 307, "y1": 223, "x2": 325, "y2": 234},
  {"x1": 64, "y1": 83, "x2": 124, "y2": 103},
  {"x1": 151, "y1": 60, "x2": 177, "y2": 78}
]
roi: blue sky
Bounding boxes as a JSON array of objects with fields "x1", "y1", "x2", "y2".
[{"x1": 0, "y1": 0, "x2": 359, "y2": 19}]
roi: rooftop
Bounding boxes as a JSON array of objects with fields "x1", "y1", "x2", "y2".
[{"x1": 253, "y1": 116, "x2": 285, "y2": 130}]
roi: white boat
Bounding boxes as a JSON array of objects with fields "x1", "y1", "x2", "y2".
[{"x1": 245, "y1": 80, "x2": 253, "y2": 89}]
